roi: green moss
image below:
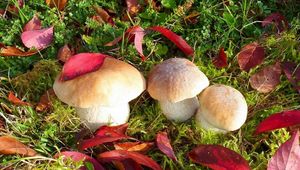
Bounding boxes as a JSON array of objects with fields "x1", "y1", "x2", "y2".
[{"x1": 11, "y1": 60, "x2": 61, "y2": 101}]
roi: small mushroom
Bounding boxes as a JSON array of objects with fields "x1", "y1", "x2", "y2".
[
  {"x1": 53, "y1": 57, "x2": 146, "y2": 131},
  {"x1": 195, "y1": 84, "x2": 248, "y2": 133},
  {"x1": 147, "y1": 58, "x2": 209, "y2": 122}
]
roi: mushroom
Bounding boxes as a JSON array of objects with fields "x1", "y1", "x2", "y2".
[
  {"x1": 53, "y1": 56, "x2": 146, "y2": 131},
  {"x1": 147, "y1": 58, "x2": 209, "y2": 122},
  {"x1": 195, "y1": 84, "x2": 248, "y2": 133}
]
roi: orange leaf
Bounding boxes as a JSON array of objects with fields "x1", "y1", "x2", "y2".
[
  {"x1": 0, "y1": 46, "x2": 37, "y2": 57},
  {"x1": 93, "y1": 6, "x2": 114, "y2": 25},
  {"x1": 8, "y1": 91, "x2": 30, "y2": 106},
  {"x1": 0, "y1": 136, "x2": 37, "y2": 156},
  {"x1": 114, "y1": 142, "x2": 154, "y2": 153},
  {"x1": 36, "y1": 89, "x2": 55, "y2": 112},
  {"x1": 57, "y1": 44, "x2": 73, "y2": 63},
  {"x1": 45, "y1": 0, "x2": 67, "y2": 11}
]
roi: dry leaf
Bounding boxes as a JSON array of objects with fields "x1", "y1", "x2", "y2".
[
  {"x1": 46, "y1": 0, "x2": 68, "y2": 11},
  {"x1": 237, "y1": 42, "x2": 265, "y2": 71},
  {"x1": 93, "y1": 6, "x2": 114, "y2": 25},
  {"x1": 0, "y1": 136, "x2": 37, "y2": 156},
  {"x1": 57, "y1": 44, "x2": 73, "y2": 63},
  {"x1": 8, "y1": 91, "x2": 30, "y2": 106},
  {"x1": 36, "y1": 88, "x2": 55, "y2": 112},
  {"x1": 0, "y1": 46, "x2": 37, "y2": 57},
  {"x1": 114, "y1": 142, "x2": 154, "y2": 153}
]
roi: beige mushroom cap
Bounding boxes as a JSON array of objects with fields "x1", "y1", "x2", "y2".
[
  {"x1": 53, "y1": 57, "x2": 146, "y2": 108},
  {"x1": 147, "y1": 58, "x2": 209, "y2": 102},
  {"x1": 197, "y1": 84, "x2": 248, "y2": 131}
]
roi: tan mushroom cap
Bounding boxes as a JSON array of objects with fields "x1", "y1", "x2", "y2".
[
  {"x1": 53, "y1": 57, "x2": 146, "y2": 108},
  {"x1": 147, "y1": 58, "x2": 209, "y2": 102},
  {"x1": 198, "y1": 84, "x2": 248, "y2": 131}
]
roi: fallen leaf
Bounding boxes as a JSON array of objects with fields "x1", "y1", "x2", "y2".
[
  {"x1": 0, "y1": 136, "x2": 37, "y2": 156},
  {"x1": 156, "y1": 132, "x2": 177, "y2": 161},
  {"x1": 132, "y1": 26, "x2": 146, "y2": 61},
  {"x1": 0, "y1": 46, "x2": 37, "y2": 57},
  {"x1": 148, "y1": 26, "x2": 194, "y2": 56},
  {"x1": 8, "y1": 91, "x2": 30, "y2": 106},
  {"x1": 23, "y1": 15, "x2": 41, "y2": 32},
  {"x1": 281, "y1": 62, "x2": 300, "y2": 94},
  {"x1": 255, "y1": 110, "x2": 300, "y2": 134},
  {"x1": 95, "y1": 123, "x2": 128, "y2": 137},
  {"x1": 262, "y1": 12, "x2": 288, "y2": 33},
  {"x1": 268, "y1": 131, "x2": 300, "y2": 170},
  {"x1": 97, "y1": 150, "x2": 162, "y2": 170},
  {"x1": 0, "y1": 9, "x2": 4, "y2": 16},
  {"x1": 57, "y1": 44, "x2": 73, "y2": 63},
  {"x1": 249, "y1": 62, "x2": 282, "y2": 93},
  {"x1": 237, "y1": 42, "x2": 265, "y2": 72},
  {"x1": 104, "y1": 26, "x2": 139, "y2": 47},
  {"x1": 36, "y1": 88, "x2": 55, "y2": 112},
  {"x1": 184, "y1": 11, "x2": 200, "y2": 24},
  {"x1": 46, "y1": 0, "x2": 68, "y2": 11},
  {"x1": 79, "y1": 136, "x2": 132, "y2": 150},
  {"x1": 114, "y1": 159, "x2": 143, "y2": 170},
  {"x1": 188, "y1": 144, "x2": 250, "y2": 170},
  {"x1": 212, "y1": 47, "x2": 228, "y2": 68},
  {"x1": 60, "y1": 53, "x2": 108, "y2": 81},
  {"x1": 21, "y1": 26, "x2": 54, "y2": 50},
  {"x1": 93, "y1": 6, "x2": 114, "y2": 25},
  {"x1": 114, "y1": 142, "x2": 154, "y2": 153},
  {"x1": 56, "y1": 151, "x2": 105, "y2": 170},
  {"x1": 126, "y1": 0, "x2": 140, "y2": 15}
]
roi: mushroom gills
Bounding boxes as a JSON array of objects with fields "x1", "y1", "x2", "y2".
[
  {"x1": 195, "y1": 111, "x2": 228, "y2": 133},
  {"x1": 160, "y1": 96, "x2": 199, "y2": 122},
  {"x1": 76, "y1": 103, "x2": 130, "y2": 131}
]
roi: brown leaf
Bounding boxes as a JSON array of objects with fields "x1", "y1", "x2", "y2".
[
  {"x1": 8, "y1": 91, "x2": 30, "y2": 106},
  {"x1": 0, "y1": 46, "x2": 37, "y2": 57},
  {"x1": 114, "y1": 142, "x2": 154, "y2": 153},
  {"x1": 23, "y1": 14, "x2": 41, "y2": 32},
  {"x1": 36, "y1": 88, "x2": 55, "y2": 112},
  {"x1": 126, "y1": 0, "x2": 140, "y2": 15},
  {"x1": 46, "y1": 0, "x2": 68, "y2": 11},
  {"x1": 249, "y1": 62, "x2": 282, "y2": 93},
  {"x1": 237, "y1": 42, "x2": 265, "y2": 72},
  {"x1": 113, "y1": 159, "x2": 143, "y2": 170},
  {"x1": 57, "y1": 44, "x2": 73, "y2": 63},
  {"x1": 93, "y1": 6, "x2": 115, "y2": 25},
  {"x1": 282, "y1": 61, "x2": 300, "y2": 94},
  {"x1": 262, "y1": 12, "x2": 289, "y2": 33},
  {"x1": 0, "y1": 136, "x2": 37, "y2": 156}
]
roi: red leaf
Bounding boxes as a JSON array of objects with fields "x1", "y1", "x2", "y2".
[
  {"x1": 56, "y1": 151, "x2": 105, "y2": 170},
  {"x1": 148, "y1": 26, "x2": 194, "y2": 56},
  {"x1": 60, "y1": 53, "x2": 108, "y2": 81},
  {"x1": 97, "y1": 150, "x2": 162, "y2": 170},
  {"x1": 262, "y1": 13, "x2": 288, "y2": 33},
  {"x1": 282, "y1": 62, "x2": 300, "y2": 94},
  {"x1": 132, "y1": 26, "x2": 146, "y2": 61},
  {"x1": 114, "y1": 159, "x2": 143, "y2": 170},
  {"x1": 0, "y1": 136, "x2": 37, "y2": 156},
  {"x1": 255, "y1": 110, "x2": 300, "y2": 135},
  {"x1": 21, "y1": 26, "x2": 54, "y2": 50},
  {"x1": 0, "y1": 46, "x2": 37, "y2": 57},
  {"x1": 212, "y1": 47, "x2": 228, "y2": 68},
  {"x1": 8, "y1": 91, "x2": 30, "y2": 106},
  {"x1": 105, "y1": 26, "x2": 139, "y2": 47},
  {"x1": 268, "y1": 131, "x2": 300, "y2": 170},
  {"x1": 79, "y1": 136, "x2": 131, "y2": 150},
  {"x1": 249, "y1": 62, "x2": 282, "y2": 93},
  {"x1": 23, "y1": 15, "x2": 41, "y2": 32},
  {"x1": 114, "y1": 142, "x2": 154, "y2": 153},
  {"x1": 237, "y1": 42, "x2": 265, "y2": 72},
  {"x1": 156, "y1": 132, "x2": 177, "y2": 161},
  {"x1": 57, "y1": 44, "x2": 74, "y2": 63},
  {"x1": 95, "y1": 123, "x2": 128, "y2": 137},
  {"x1": 188, "y1": 145, "x2": 250, "y2": 170}
]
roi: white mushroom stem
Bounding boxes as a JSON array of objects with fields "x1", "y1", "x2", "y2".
[
  {"x1": 195, "y1": 111, "x2": 228, "y2": 133},
  {"x1": 76, "y1": 103, "x2": 130, "y2": 131},
  {"x1": 159, "y1": 96, "x2": 199, "y2": 122}
]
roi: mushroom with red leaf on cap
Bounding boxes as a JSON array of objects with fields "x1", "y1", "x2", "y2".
[
  {"x1": 53, "y1": 55, "x2": 146, "y2": 131},
  {"x1": 147, "y1": 58, "x2": 209, "y2": 122}
]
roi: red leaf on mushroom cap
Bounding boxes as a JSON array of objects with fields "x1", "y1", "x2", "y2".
[
  {"x1": 97, "y1": 150, "x2": 162, "y2": 170},
  {"x1": 249, "y1": 62, "x2": 282, "y2": 93},
  {"x1": 268, "y1": 131, "x2": 300, "y2": 170},
  {"x1": 188, "y1": 144, "x2": 250, "y2": 170},
  {"x1": 262, "y1": 13, "x2": 288, "y2": 33},
  {"x1": 156, "y1": 132, "x2": 177, "y2": 161},
  {"x1": 281, "y1": 61, "x2": 300, "y2": 94},
  {"x1": 23, "y1": 15, "x2": 41, "y2": 32},
  {"x1": 56, "y1": 151, "x2": 105, "y2": 170},
  {"x1": 255, "y1": 110, "x2": 300, "y2": 135},
  {"x1": 21, "y1": 26, "x2": 54, "y2": 50},
  {"x1": 148, "y1": 26, "x2": 194, "y2": 56},
  {"x1": 237, "y1": 42, "x2": 265, "y2": 72},
  {"x1": 95, "y1": 123, "x2": 128, "y2": 137},
  {"x1": 212, "y1": 47, "x2": 228, "y2": 68},
  {"x1": 60, "y1": 53, "x2": 108, "y2": 81}
]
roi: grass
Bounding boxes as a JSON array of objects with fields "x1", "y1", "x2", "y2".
[{"x1": 0, "y1": 0, "x2": 300, "y2": 169}]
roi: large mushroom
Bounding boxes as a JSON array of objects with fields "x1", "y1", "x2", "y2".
[
  {"x1": 53, "y1": 55, "x2": 146, "y2": 131},
  {"x1": 195, "y1": 84, "x2": 248, "y2": 133},
  {"x1": 147, "y1": 58, "x2": 209, "y2": 122}
]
